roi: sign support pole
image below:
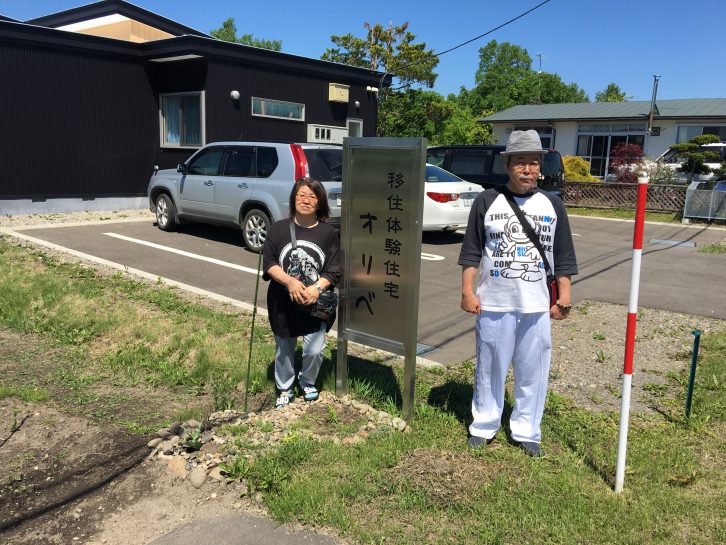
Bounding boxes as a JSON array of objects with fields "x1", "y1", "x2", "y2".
[{"x1": 615, "y1": 175, "x2": 649, "y2": 493}]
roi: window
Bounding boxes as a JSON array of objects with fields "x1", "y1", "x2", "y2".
[
  {"x1": 251, "y1": 97, "x2": 304, "y2": 121},
  {"x1": 256, "y1": 147, "x2": 278, "y2": 177},
  {"x1": 577, "y1": 123, "x2": 647, "y2": 177},
  {"x1": 223, "y1": 148, "x2": 255, "y2": 177},
  {"x1": 347, "y1": 118, "x2": 363, "y2": 137},
  {"x1": 188, "y1": 148, "x2": 223, "y2": 176},
  {"x1": 160, "y1": 92, "x2": 204, "y2": 147},
  {"x1": 676, "y1": 125, "x2": 726, "y2": 143}
]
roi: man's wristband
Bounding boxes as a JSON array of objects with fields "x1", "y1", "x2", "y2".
[
  {"x1": 556, "y1": 301, "x2": 572, "y2": 311},
  {"x1": 314, "y1": 282, "x2": 323, "y2": 294}
]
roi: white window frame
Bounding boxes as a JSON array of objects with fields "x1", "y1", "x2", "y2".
[
  {"x1": 251, "y1": 97, "x2": 305, "y2": 122},
  {"x1": 159, "y1": 91, "x2": 206, "y2": 149},
  {"x1": 347, "y1": 118, "x2": 363, "y2": 137}
]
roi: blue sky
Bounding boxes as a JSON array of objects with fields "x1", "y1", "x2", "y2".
[{"x1": 2, "y1": 0, "x2": 724, "y2": 102}]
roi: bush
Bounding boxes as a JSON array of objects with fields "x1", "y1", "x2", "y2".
[
  {"x1": 563, "y1": 156, "x2": 598, "y2": 181},
  {"x1": 609, "y1": 143, "x2": 643, "y2": 183},
  {"x1": 640, "y1": 160, "x2": 680, "y2": 184}
]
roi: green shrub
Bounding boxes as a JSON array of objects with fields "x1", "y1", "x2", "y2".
[{"x1": 563, "y1": 156, "x2": 598, "y2": 181}]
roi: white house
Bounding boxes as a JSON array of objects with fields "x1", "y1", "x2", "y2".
[{"x1": 483, "y1": 99, "x2": 726, "y2": 177}]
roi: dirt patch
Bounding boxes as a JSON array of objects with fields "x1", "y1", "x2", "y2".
[{"x1": 389, "y1": 449, "x2": 505, "y2": 506}]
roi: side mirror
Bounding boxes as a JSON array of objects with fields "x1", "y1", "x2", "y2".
[{"x1": 177, "y1": 163, "x2": 187, "y2": 174}]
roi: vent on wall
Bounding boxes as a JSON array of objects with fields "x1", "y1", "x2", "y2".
[
  {"x1": 328, "y1": 83, "x2": 350, "y2": 103},
  {"x1": 307, "y1": 124, "x2": 347, "y2": 144}
]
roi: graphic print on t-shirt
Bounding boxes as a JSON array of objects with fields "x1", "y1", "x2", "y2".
[
  {"x1": 280, "y1": 240, "x2": 326, "y2": 287},
  {"x1": 489, "y1": 213, "x2": 554, "y2": 283}
]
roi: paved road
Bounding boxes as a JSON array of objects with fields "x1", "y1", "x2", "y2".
[{"x1": 5, "y1": 216, "x2": 725, "y2": 366}]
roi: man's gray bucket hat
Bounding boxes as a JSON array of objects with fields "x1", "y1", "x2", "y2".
[{"x1": 501, "y1": 129, "x2": 547, "y2": 156}]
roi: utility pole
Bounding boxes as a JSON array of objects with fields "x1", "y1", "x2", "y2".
[{"x1": 645, "y1": 75, "x2": 661, "y2": 156}]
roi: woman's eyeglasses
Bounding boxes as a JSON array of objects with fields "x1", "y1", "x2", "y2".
[{"x1": 296, "y1": 192, "x2": 318, "y2": 202}]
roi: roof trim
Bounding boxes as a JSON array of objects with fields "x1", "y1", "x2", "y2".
[
  {"x1": 25, "y1": 0, "x2": 208, "y2": 37},
  {"x1": 0, "y1": 14, "x2": 19, "y2": 22},
  {"x1": 0, "y1": 19, "x2": 391, "y2": 85}
]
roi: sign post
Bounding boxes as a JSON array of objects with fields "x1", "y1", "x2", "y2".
[{"x1": 336, "y1": 138, "x2": 426, "y2": 421}]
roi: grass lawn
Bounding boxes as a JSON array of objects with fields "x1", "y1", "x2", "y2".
[{"x1": 0, "y1": 235, "x2": 724, "y2": 545}]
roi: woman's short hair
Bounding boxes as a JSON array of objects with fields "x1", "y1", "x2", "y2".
[{"x1": 288, "y1": 178, "x2": 331, "y2": 221}]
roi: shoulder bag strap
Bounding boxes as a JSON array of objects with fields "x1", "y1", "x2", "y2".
[
  {"x1": 503, "y1": 192, "x2": 553, "y2": 277},
  {"x1": 289, "y1": 220, "x2": 297, "y2": 249}
]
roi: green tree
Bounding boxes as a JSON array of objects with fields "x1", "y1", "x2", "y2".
[
  {"x1": 322, "y1": 22, "x2": 438, "y2": 91},
  {"x1": 670, "y1": 134, "x2": 721, "y2": 182},
  {"x1": 210, "y1": 18, "x2": 282, "y2": 51},
  {"x1": 595, "y1": 83, "x2": 629, "y2": 102},
  {"x1": 322, "y1": 22, "x2": 439, "y2": 136},
  {"x1": 472, "y1": 40, "x2": 588, "y2": 111}
]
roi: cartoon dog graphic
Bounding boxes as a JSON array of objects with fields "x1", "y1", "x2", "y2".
[{"x1": 498, "y1": 215, "x2": 543, "y2": 282}]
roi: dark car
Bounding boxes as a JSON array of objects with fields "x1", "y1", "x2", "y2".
[{"x1": 426, "y1": 145, "x2": 565, "y2": 197}]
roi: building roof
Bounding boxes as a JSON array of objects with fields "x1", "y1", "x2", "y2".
[
  {"x1": 483, "y1": 98, "x2": 726, "y2": 123},
  {"x1": 0, "y1": 16, "x2": 390, "y2": 86},
  {"x1": 0, "y1": 14, "x2": 19, "y2": 22},
  {"x1": 25, "y1": 0, "x2": 207, "y2": 38}
]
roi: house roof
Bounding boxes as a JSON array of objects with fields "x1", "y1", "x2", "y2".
[
  {"x1": 0, "y1": 17, "x2": 390, "y2": 86},
  {"x1": 25, "y1": 0, "x2": 208, "y2": 37},
  {"x1": 0, "y1": 14, "x2": 19, "y2": 22},
  {"x1": 483, "y1": 98, "x2": 726, "y2": 123}
]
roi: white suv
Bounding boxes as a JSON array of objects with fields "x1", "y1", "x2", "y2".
[{"x1": 147, "y1": 142, "x2": 342, "y2": 251}]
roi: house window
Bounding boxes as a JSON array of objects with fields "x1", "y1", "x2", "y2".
[
  {"x1": 577, "y1": 123, "x2": 646, "y2": 177},
  {"x1": 160, "y1": 92, "x2": 204, "y2": 148},
  {"x1": 347, "y1": 118, "x2": 363, "y2": 137},
  {"x1": 676, "y1": 125, "x2": 726, "y2": 143},
  {"x1": 251, "y1": 97, "x2": 305, "y2": 121}
]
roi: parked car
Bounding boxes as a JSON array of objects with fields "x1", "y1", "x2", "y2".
[
  {"x1": 422, "y1": 164, "x2": 481, "y2": 232},
  {"x1": 426, "y1": 145, "x2": 565, "y2": 197},
  {"x1": 148, "y1": 142, "x2": 343, "y2": 251},
  {"x1": 656, "y1": 141, "x2": 726, "y2": 182}
]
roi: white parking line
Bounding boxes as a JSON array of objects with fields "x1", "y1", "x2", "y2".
[
  {"x1": 103, "y1": 233, "x2": 262, "y2": 275},
  {"x1": 421, "y1": 252, "x2": 445, "y2": 261},
  {"x1": 107, "y1": 232, "x2": 447, "y2": 265}
]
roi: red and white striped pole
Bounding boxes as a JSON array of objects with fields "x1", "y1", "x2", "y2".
[{"x1": 615, "y1": 175, "x2": 649, "y2": 493}]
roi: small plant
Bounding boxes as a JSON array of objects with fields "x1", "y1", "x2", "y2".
[
  {"x1": 181, "y1": 425, "x2": 202, "y2": 451},
  {"x1": 210, "y1": 371, "x2": 236, "y2": 411},
  {"x1": 593, "y1": 332, "x2": 606, "y2": 341},
  {"x1": 699, "y1": 242, "x2": 726, "y2": 254},
  {"x1": 325, "y1": 404, "x2": 340, "y2": 424},
  {"x1": 220, "y1": 455, "x2": 251, "y2": 482},
  {"x1": 596, "y1": 350, "x2": 607, "y2": 363},
  {"x1": 643, "y1": 383, "x2": 669, "y2": 397},
  {"x1": 258, "y1": 421, "x2": 274, "y2": 433}
]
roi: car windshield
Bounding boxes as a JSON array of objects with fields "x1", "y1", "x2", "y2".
[
  {"x1": 425, "y1": 164, "x2": 463, "y2": 183},
  {"x1": 304, "y1": 148, "x2": 343, "y2": 181}
]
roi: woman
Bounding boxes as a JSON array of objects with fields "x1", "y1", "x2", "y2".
[{"x1": 262, "y1": 178, "x2": 340, "y2": 408}]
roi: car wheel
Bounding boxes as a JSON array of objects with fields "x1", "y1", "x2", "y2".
[
  {"x1": 155, "y1": 194, "x2": 177, "y2": 232},
  {"x1": 242, "y1": 208, "x2": 270, "y2": 252}
]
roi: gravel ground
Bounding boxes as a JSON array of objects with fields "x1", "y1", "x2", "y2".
[{"x1": 2, "y1": 208, "x2": 723, "y2": 415}]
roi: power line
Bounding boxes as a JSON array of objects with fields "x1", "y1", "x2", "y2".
[{"x1": 433, "y1": 0, "x2": 552, "y2": 57}]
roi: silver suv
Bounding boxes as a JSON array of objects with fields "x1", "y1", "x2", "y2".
[{"x1": 147, "y1": 142, "x2": 343, "y2": 251}]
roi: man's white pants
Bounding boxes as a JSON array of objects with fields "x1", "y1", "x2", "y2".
[{"x1": 469, "y1": 311, "x2": 552, "y2": 444}]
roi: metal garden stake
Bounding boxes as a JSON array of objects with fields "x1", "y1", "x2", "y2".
[
  {"x1": 685, "y1": 329, "x2": 702, "y2": 419},
  {"x1": 244, "y1": 250, "x2": 263, "y2": 412}
]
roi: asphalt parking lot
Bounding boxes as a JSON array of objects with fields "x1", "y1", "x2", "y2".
[{"x1": 4, "y1": 215, "x2": 725, "y2": 365}]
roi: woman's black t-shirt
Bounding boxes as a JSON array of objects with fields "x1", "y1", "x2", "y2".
[{"x1": 262, "y1": 219, "x2": 340, "y2": 338}]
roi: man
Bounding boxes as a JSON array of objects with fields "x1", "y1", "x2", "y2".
[{"x1": 458, "y1": 130, "x2": 578, "y2": 457}]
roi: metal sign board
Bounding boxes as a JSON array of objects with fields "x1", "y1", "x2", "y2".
[{"x1": 336, "y1": 137, "x2": 426, "y2": 420}]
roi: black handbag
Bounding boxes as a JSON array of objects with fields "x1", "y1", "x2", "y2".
[
  {"x1": 288, "y1": 222, "x2": 339, "y2": 322},
  {"x1": 503, "y1": 192, "x2": 559, "y2": 307}
]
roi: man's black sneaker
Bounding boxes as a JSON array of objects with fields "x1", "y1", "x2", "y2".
[
  {"x1": 467, "y1": 436, "x2": 493, "y2": 449},
  {"x1": 518, "y1": 441, "x2": 543, "y2": 458}
]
